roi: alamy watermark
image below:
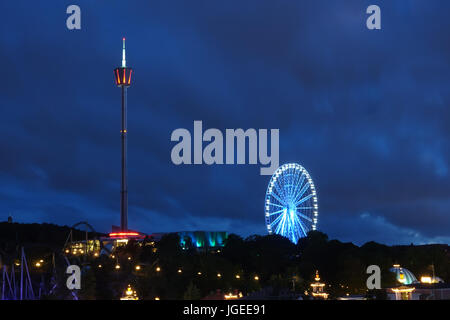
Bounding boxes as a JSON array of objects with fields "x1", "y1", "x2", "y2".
[
  {"x1": 366, "y1": 5, "x2": 381, "y2": 30},
  {"x1": 66, "y1": 4, "x2": 381, "y2": 31},
  {"x1": 170, "y1": 121, "x2": 279, "y2": 175},
  {"x1": 66, "y1": 5, "x2": 81, "y2": 30},
  {"x1": 66, "y1": 265, "x2": 81, "y2": 290},
  {"x1": 366, "y1": 265, "x2": 381, "y2": 289}
]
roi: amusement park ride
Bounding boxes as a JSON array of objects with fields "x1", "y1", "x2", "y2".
[
  {"x1": 264, "y1": 163, "x2": 319, "y2": 244},
  {"x1": 0, "y1": 39, "x2": 319, "y2": 302},
  {"x1": 114, "y1": 37, "x2": 133, "y2": 233},
  {"x1": 62, "y1": 39, "x2": 147, "y2": 259},
  {"x1": 1, "y1": 248, "x2": 36, "y2": 300}
]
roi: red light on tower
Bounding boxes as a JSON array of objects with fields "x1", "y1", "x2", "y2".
[{"x1": 109, "y1": 232, "x2": 144, "y2": 238}]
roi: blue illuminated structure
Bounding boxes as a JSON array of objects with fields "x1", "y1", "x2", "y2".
[
  {"x1": 264, "y1": 163, "x2": 318, "y2": 244},
  {"x1": 389, "y1": 265, "x2": 419, "y2": 285},
  {"x1": 178, "y1": 231, "x2": 228, "y2": 250}
]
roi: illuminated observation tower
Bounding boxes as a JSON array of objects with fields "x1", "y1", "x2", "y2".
[{"x1": 114, "y1": 38, "x2": 133, "y2": 231}]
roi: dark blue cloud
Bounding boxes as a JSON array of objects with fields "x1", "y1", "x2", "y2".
[{"x1": 0, "y1": 1, "x2": 449, "y2": 245}]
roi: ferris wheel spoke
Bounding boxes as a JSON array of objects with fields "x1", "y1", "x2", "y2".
[
  {"x1": 277, "y1": 175, "x2": 289, "y2": 200},
  {"x1": 268, "y1": 202, "x2": 285, "y2": 209},
  {"x1": 289, "y1": 171, "x2": 299, "y2": 198},
  {"x1": 270, "y1": 213, "x2": 284, "y2": 229},
  {"x1": 294, "y1": 182, "x2": 308, "y2": 202},
  {"x1": 296, "y1": 206, "x2": 313, "y2": 210},
  {"x1": 283, "y1": 171, "x2": 294, "y2": 199},
  {"x1": 271, "y1": 179, "x2": 285, "y2": 200},
  {"x1": 280, "y1": 214, "x2": 289, "y2": 236},
  {"x1": 274, "y1": 214, "x2": 286, "y2": 234},
  {"x1": 281, "y1": 213, "x2": 290, "y2": 235},
  {"x1": 293, "y1": 181, "x2": 310, "y2": 204},
  {"x1": 292, "y1": 171, "x2": 305, "y2": 191},
  {"x1": 285, "y1": 170, "x2": 294, "y2": 198},
  {"x1": 270, "y1": 192, "x2": 286, "y2": 206},
  {"x1": 296, "y1": 217, "x2": 309, "y2": 238},
  {"x1": 296, "y1": 211, "x2": 312, "y2": 222},
  {"x1": 295, "y1": 193, "x2": 314, "y2": 206},
  {"x1": 292, "y1": 221, "x2": 302, "y2": 243},
  {"x1": 290, "y1": 214, "x2": 305, "y2": 241},
  {"x1": 289, "y1": 172, "x2": 305, "y2": 200},
  {"x1": 268, "y1": 209, "x2": 285, "y2": 216}
]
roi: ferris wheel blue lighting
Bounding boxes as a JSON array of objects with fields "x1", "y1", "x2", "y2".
[{"x1": 264, "y1": 163, "x2": 318, "y2": 244}]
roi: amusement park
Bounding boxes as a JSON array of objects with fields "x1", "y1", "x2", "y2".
[
  {"x1": 1, "y1": 36, "x2": 450, "y2": 302},
  {"x1": 2, "y1": 0, "x2": 450, "y2": 304}
]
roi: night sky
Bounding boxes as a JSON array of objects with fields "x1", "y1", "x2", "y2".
[{"x1": 1, "y1": 1, "x2": 450, "y2": 245}]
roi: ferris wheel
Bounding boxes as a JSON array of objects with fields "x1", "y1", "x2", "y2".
[{"x1": 264, "y1": 163, "x2": 318, "y2": 244}]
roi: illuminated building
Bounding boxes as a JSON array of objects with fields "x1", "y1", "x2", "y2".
[
  {"x1": 224, "y1": 291, "x2": 243, "y2": 300},
  {"x1": 71, "y1": 230, "x2": 226, "y2": 257},
  {"x1": 100, "y1": 231, "x2": 148, "y2": 253},
  {"x1": 387, "y1": 264, "x2": 418, "y2": 300},
  {"x1": 387, "y1": 265, "x2": 450, "y2": 300},
  {"x1": 107, "y1": 231, "x2": 146, "y2": 244},
  {"x1": 420, "y1": 275, "x2": 444, "y2": 284},
  {"x1": 409, "y1": 283, "x2": 450, "y2": 300},
  {"x1": 178, "y1": 231, "x2": 228, "y2": 251},
  {"x1": 390, "y1": 286, "x2": 416, "y2": 300},
  {"x1": 202, "y1": 289, "x2": 242, "y2": 300},
  {"x1": 65, "y1": 240, "x2": 101, "y2": 256},
  {"x1": 310, "y1": 270, "x2": 329, "y2": 299},
  {"x1": 63, "y1": 222, "x2": 102, "y2": 257}
]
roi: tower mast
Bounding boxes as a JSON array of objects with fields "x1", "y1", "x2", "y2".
[{"x1": 114, "y1": 38, "x2": 133, "y2": 231}]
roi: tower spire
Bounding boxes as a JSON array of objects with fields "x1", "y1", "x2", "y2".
[{"x1": 122, "y1": 37, "x2": 127, "y2": 68}]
